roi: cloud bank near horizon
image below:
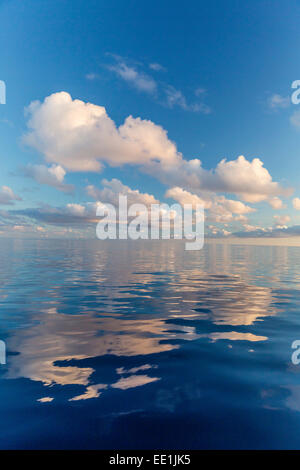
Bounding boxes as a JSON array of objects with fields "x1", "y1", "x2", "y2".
[
  {"x1": 23, "y1": 92, "x2": 291, "y2": 204},
  {"x1": 0, "y1": 91, "x2": 297, "y2": 239}
]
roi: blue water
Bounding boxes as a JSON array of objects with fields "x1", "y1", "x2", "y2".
[{"x1": 1, "y1": 238, "x2": 300, "y2": 449}]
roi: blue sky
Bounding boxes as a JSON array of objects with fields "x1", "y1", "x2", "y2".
[{"x1": 1, "y1": 0, "x2": 300, "y2": 238}]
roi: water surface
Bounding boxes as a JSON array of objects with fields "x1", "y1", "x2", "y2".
[{"x1": 1, "y1": 238, "x2": 300, "y2": 449}]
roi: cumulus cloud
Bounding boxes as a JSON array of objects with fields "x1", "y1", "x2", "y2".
[
  {"x1": 214, "y1": 196, "x2": 255, "y2": 215},
  {"x1": 293, "y1": 197, "x2": 300, "y2": 210},
  {"x1": 166, "y1": 187, "x2": 255, "y2": 223},
  {"x1": 86, "y1": 178, "x2": 159, "y2": 206},
  {"x1": 234, "y1": 214, "x2": 248, "y2": 223},
  {"x1": 23, "y1": 92, "x2": 290, "y2": 205},
  {"x1": 22, "y1": 164, "x2": 74, "y2": 193},
  {"x1": 268, "y1": 196, "x2": 285, "y2": 209},
  {"x1": 165, "y1": 187, "x2": 211, "y2": 209},
  {"x1": 157, "y1": 156, "x2": 290, "y2": 203},
  {"x1": 274, "y1": 214, "x2": 291, "y2": 226},
  {"x1": 23, "y1": 92, "x2": 181, "y2": 172},
  {"x1": 0, "y1": 186, "x2": 22, "y2": 205},
  {"x1": 198, "y1": 156, "x2": 290, "y2": 203},
  {"x1": 208, "y1": 198, "x2": 254, "y2": 224}
]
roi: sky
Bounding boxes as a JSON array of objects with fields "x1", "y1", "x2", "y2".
[{"x1": 1, "y1": 0, "x2": 300, "y2": 239}]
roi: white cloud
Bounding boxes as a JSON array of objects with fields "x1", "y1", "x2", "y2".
[
  {"x1": 164, "y1": 156, "x2": 289, "y2": 204},
  {"x1": 164, "y1": 85, "x2": 211, "y2": 113},
  {"x1": 22, "y1": 164, "x2": 74, "y2": 193},
  {"x1": 165, "y1": 186, "x2": 211, "y2": 209},
  {"x1": 165, "y1": 187, "x2": 255, "y2": 223},
  {"x1": 23, "y1": 93, "x2": 290, "y2": 205},
  {"x1": 214, "y1": 196, "x2": 255, "y2": 215},
  {"x1": 207, "y1": 225, "x2": 231, "y2": 237},
  {"x1": 208, "y1": 200, "x2": 253, "y2": 224},
  {"x1": 23, "y1": 92, "x2": 181, "y2": 172},
  {"x1": 232, "y1": 224, "x2": 300, "y2": 238},
  {"x1": 164, "y1": 85, "x2": 188, "y2": 109},
  {"x1": 196, "y1": 156, "x2": 291, "y2": 203},
  {"x1": 108, "y1": 59, "x2": 157, "y2": 94},
  {"x1": 243, "y1": 224, "x2": 262, "y2": 232},
  {"x1": 293, "y1": 197, "x2": 300, "y2": 210},
  {"x1": 274, "y1": 214, "x2": 291, "y2": 226},
  {"x1": 234, "y1": 214, "x2": 248, "y2": 223},
  {"x1": 149, "y1": 63, "x2": 165, "y2": 72},
  {"x1": 268, "y1": 94, "x2": 290, "y2": 109},
  {"x1": 66, "y1": 203, "x2": 86, "y2": 216},
  {"x1": 0, "y1": 186, "x2": 21, "y2": 205},
  {"x1": 85, "y1": 73, "x2": 98, "y2": 81},
  {"x1": 86, "y1": 178, "x2": 159, "y2": 206},
  {"x1": 268, "y1": 196, "x2": 285, "y2": 209},
  {"x1": 195, "y1": 88, "x2": 206, "y2": 96},
  {"x1": 107, "y1": 56, "x2": 209, "y2": 113},
  {"x1": 290, "y1": 110, "x2": 300, "y2": 129}
]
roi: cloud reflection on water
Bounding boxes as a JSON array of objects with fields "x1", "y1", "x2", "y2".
[{"x1": 1, "y1": 240, "x2": 287, "y2": 403}]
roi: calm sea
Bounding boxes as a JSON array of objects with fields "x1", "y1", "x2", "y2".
[{"x1": 1, "y1": 238, "x2": 300, "y2": 449}]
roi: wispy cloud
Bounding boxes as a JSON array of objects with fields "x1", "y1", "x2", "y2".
[
  {"x1": 106, "y1": 55, "x2": 210, "y2": 113},
  {"x1": 268, "y1": 93, "x2": 290, "y2": 110},
  {"x1": 149, "y1": 62, "x2": 166, "y2": 72},
  {"x1": 195, "y1": 87, "x2": 206, "y2": 97},
  {"x1": 274, "y1": 214, "x2": 291, "y2": 226},
  {"x1": 22, "y1": 164, "x2": 74, "y2": 194},
  {"x1": 85, "y1": 73, "x2": 99, "y2": 81},
  {"x1": 164, "y1": 85, "x2": 211, "y2": 113},
  {"x1": 107, "y1": 56, "x2": 157, "y2": 94},
  {"x1": 232, "y1": 225, "x2": 300, "y2": 238},
  {"x1": 0, "y1": 186, "x2": 22, "y2": 205},
  {"x1": 290, "y1": 110, "x2": 300, "y2": 129}
]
